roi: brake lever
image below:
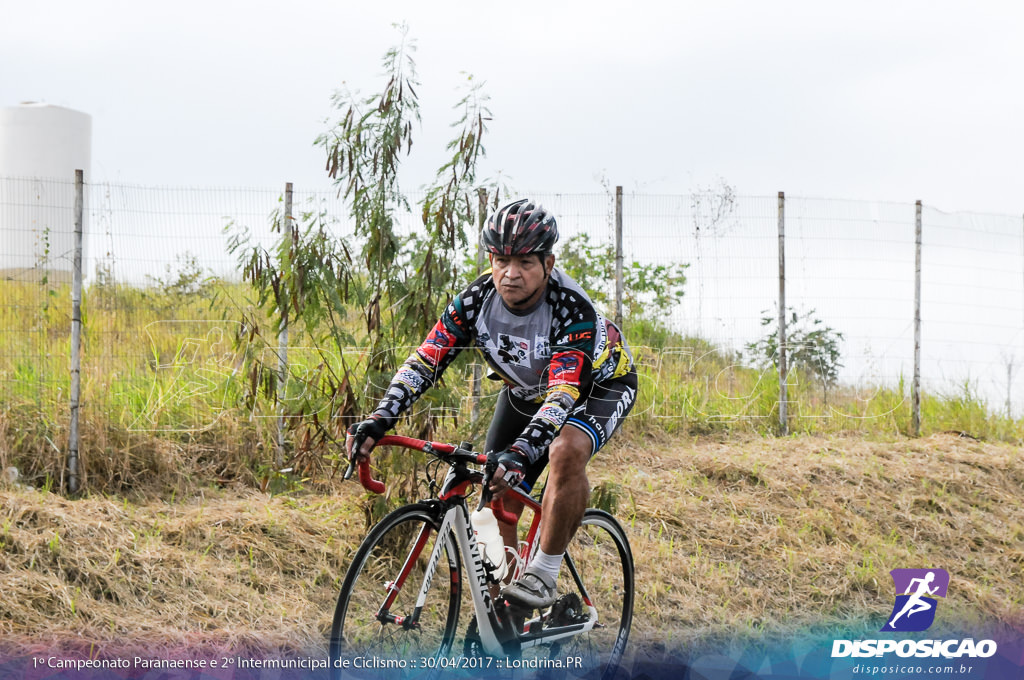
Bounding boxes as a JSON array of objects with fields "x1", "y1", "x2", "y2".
[
  {"x1": 475, "y1": 456, "x2": 517, "y2": 524},
  {"x1": 476, "y1": 454, "x2": 497, "y2": 512},
  {"x1": 343, "y1": 434, "x2": 357, "y2": 481},
  {"x1": 343, "y1": 434, "x2": 385, "y2": 494}
]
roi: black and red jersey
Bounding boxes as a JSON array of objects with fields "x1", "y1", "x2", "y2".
[{"x1": 369, "y1": 269, "x2": 633, "y2": 462}]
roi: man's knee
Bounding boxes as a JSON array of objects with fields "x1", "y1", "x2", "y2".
[{"x1": 548, "y1": 427, "x2": 592, "y2": 475}]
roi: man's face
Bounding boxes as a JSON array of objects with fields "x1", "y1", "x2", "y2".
[{"x1": 490, "y1": 253, "x2": 555, "y2": 310}]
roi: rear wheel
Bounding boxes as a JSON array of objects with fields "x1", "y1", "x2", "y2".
[
  {"x1": 522, "y1": 509, "x2": 634, "y2": 680},
  {"x1": 329, "y1": 502, "x2": 461, "y2": 680}
]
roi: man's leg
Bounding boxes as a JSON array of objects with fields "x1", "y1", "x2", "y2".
[
  {"x1": 502, "y1": 369, "x2": 638, "y2": 608},
  {"x1": 496, "y1": 495, "x2": 524, "y2": 584},
  {"x1": 538, "y1": 425, "x2": 592, "y2": 555},
  {"x1": 485, "y1": 388, "x2": 535, "y2": 581},
  {"x1": 501, "y1": 425, "x2": 592, "y2": 608},
  {"x1": 496, "y1": 426, "x2": 590, "y2": 584}
]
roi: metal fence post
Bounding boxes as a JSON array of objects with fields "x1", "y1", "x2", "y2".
[
  {"x1": 777, "y1": 191, "x2": 788, "y2": 435},
  {"x1": 276, "y1": 182, "x2": 293, "y2": 468},
  {"x1": 911, "y1": 200, "x2": 923, "y2": 436},
  {"x1": 614, "y1": 186, "x2": 624, "y2": 329},
  {"x1": 68, "y1": 169, "x2": 84, "y2": 494}
]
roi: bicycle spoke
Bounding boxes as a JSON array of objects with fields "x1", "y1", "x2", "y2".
[
  {"x1": 521, "y1": 510, "x2": 634, "y2": 680},
  {"x1": 329, "y1": 504, "x2": 461, "y2": 680}
]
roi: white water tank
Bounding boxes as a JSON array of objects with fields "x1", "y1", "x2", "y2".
[{"x1": 0, "y1": 102, "x2": 92, "y2": 282}]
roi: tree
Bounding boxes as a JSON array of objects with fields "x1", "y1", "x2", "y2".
[
  {"x1": 557, "y1": 232, "x2": 688, "y2": 323},
  {"x1": 227, "y1": 25, "x2": 491, "y2": 484},
  {"x1": 747, "y1": 307, "x2": 845, "y2": 398}
]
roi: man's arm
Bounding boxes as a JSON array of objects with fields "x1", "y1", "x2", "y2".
[
  {"x1": 506, "y1": 349, "x2": 590, "y2": 463},
  {"x1": 370, "y1": 276, "x2": 491, "y2": 425},
  {"x1": 348, "y1": 311, "x2": 468, "y2": 460},
  {"x1": 348, "y1": 280, "x2": 491, "y2": 460},
  {"x1": 369, "y1": 312, "x2": 469, "y2": 429}
]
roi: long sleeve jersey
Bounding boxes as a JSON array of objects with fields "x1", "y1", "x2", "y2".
[{"x1": 369, "y1": 268, "x2": 633, "y2": 462}]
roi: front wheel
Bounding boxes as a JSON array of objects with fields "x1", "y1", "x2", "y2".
[{"x1": 328, "y1": 502, "x2": 461, "y2": 680}]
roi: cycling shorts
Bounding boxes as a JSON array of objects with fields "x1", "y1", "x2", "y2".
[{"x1": 484, "y1": 368, "x2": 638, "y2": 490}]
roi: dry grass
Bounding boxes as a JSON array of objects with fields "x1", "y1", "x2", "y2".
[
  {"x1": 598, "y1": 432, "x2": 1024, "y2": 657},
  {"x1": 1, "y1": 433, "x2": 1022, "y2": 660},
  {"x1": 0, "y1": 488, "x2": 360, "y2": 658}
]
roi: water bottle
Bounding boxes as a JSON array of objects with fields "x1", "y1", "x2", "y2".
[{"x1": 470, "y1": 507, "x2": 508, "y2": 580}]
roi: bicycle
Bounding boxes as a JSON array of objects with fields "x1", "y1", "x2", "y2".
[{"x1": 329, "y1": 434, "x2": 635, "y2": 680}]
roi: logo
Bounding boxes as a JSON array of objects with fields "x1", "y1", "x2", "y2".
[
  {"x1": 419, "y1": 324, "x2": 456, "y2": 366},
  {"x1": 831, "y1": 639, "x2": 997, "y2": 659},
  {"x1": 604, "y1": 385, "x2": 636, "y2": 437},
  {"x1": 882, "y1": 568, "x2": 949, "y2": 632},
  {"x1": 556, "y1": 331, "x2": 593, "y2": 345},
  {"x1": 831, "y1": 568, "x2": 997, "y2": 660},
  {"x1": 533, "y1": 334, "x2": 551, "y2": 359},
  {"x1": 549, "y1": 354, "x2": 581, "y2": 382},
  {"x1": 426, "y1": 327, "x2": 452, "y2": 349},
  {"x1": 497, "y1": 334, "x2": 530, "y2": 365}
]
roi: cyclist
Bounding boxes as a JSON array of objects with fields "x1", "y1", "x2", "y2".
[{"x1": 347, "y1": 198, "x2": 637, "y2": 610}]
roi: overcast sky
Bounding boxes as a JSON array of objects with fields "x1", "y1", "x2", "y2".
[{"x1": 3, "y1": 0, "x2": 1023, "y2": 214}]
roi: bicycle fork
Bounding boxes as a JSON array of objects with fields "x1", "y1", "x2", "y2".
[
  {"x1": 382, "y1": 503, "x2": 515, "y2": 655},
  {"x1": 376, "y1": 519, "x2": 438, "y2": 630}
]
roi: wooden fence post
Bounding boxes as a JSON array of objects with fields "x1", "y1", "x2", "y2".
[
  {"x1": 68, "y1": 169, "x2": 84, "y2": 494},
  {"x1": 911, "y1": 200, "x2": 922, "y2": 436},
  {"x1": 777, "y1": 191, "x2": 788, "y2": 435}
]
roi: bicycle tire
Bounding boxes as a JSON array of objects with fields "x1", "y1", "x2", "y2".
[
  {"x1": 525, "y1": 508, "x2": 635, "y2": 680},
  {"x1": 328, "y1": 502, "x2": 462, "y2": 680}
]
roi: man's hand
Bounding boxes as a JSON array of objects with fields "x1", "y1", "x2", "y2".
[
  {"x1": 347, "y1": 417, "x2": 388, "y2": 462},
  {"x1": 487, "y1": 448, "x2": 527, "y2": 495}
]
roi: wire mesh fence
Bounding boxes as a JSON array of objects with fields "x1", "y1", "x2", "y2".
[{"x1": 1, "y1": 173, "x2": 1022, "y2": 489}]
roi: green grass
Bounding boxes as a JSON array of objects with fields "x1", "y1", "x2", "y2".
[{"x1": 1, "y1": 278, "x2": 1021, "y2": 495}]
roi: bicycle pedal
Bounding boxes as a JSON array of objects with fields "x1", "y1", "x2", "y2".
[{"x1": 496, "y1": 599, "x2": 531, "y2": 634}]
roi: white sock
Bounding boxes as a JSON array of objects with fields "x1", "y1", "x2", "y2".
[{"x1": 530, "y1": 549, "x2": 563, "y2": 580}]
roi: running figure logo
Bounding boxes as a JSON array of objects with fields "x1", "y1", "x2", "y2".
[{"x1": 881, "y1": 568, "x2": 950, "y2": 632}]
